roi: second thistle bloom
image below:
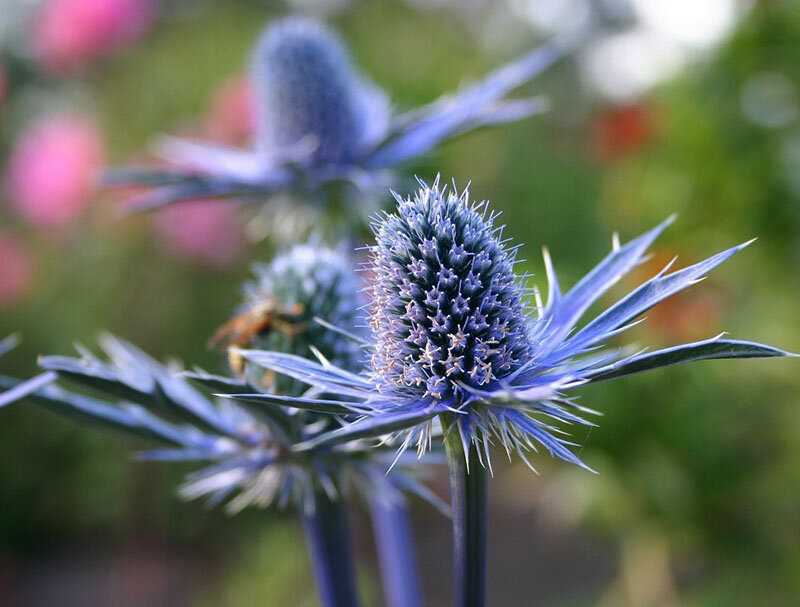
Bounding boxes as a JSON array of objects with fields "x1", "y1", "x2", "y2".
[
  {"x1": 107, "y1": 15, "x2": 558, "y2": 213},
  {"x1": 215, "y1": 241, "x2": 363, "y2": 392},
  {"x1": 252, "y1": 17, "x2": 388, "y2": 165}
]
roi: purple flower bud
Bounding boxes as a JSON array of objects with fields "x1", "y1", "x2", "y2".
[
  {"x1": 369, "y1": 180, "x2": 531, "y2": 402},
  {"x1": 251, "y1": 17, "x2": 388, "y2": 165}
]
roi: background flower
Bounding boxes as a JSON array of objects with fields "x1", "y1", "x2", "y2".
[
  {"x1": 33, "y1": 0, "x2": 155, "y2": 72},
  {"x1": 204, "y1": 75, "x2": 255, "y2": 146},
  {"x1": 4, "y1": 114, "x2": 103, "y2": 228},
  {"x1": 152, "y1": 200, "x2": 244, "y2": 268}
]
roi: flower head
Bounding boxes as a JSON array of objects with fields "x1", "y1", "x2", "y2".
[
  {"x1": 5, "y1": 114, "x2": 103, "y2": 228},
  {"x1": 237, "y1": 179, "x2": 792, "y2": 471},
  {"x1": 34, "y1": 0, "x2": 154, "y2": 72},
  {"x1": 369, "y1": 183, "x2": 530, "y2": 402},
  {"x1": 214, "y1": 242, "x2": 364, "y2": 393},
  {"x1": 106, "y1": 16, "x2": 560, "y2": 214},
  {"x1": 252, "y1": 16, "x2": 388, "y2": 165}
]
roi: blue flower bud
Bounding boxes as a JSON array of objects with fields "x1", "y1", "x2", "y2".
[
  {"x1": 251, "y1": 17, "x2": 387, "y2": 165},
  {"x1": 369, "y1": 180, "x2": 531, "y2": 402},
  {"x1": 218, "y1": 242, "x2": 364, "y2": 392}
]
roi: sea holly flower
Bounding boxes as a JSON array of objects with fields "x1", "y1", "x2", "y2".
[
  {"x1": 20, "y1": 243, "x2": 441, "y2": 607},
  {"x1": 234, "y1": 179, "x2": 792, "y2": 607},
  {"x1": 212, "y1": 241, "x2": 363, "y2": 394},
  {"x1": 31, "y1": 333, "x2": 443, "y2": 515},
  {"x1": 105, "y1": 16, "x2": 560, "y2": 214}
]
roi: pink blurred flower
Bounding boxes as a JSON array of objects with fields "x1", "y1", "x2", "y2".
[
  {"x1": 0, "y1": 235, "x2": 33, "y2": 306},
  {"x1": 204, "y1": 75, "x2": 255, "y2": 145},
  {"x1": 33, "y1": 0, "x2": 155, "y2": 72},
  {"x1": 153, "y1": 200, "x2": 243, "y2": 268},
  {"x1": 5, "y1": 115, "x2": 104, "y2": 228}
]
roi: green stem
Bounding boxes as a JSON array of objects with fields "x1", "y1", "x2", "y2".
[{"x1": 443, "y1": 415, "x2": 488, "y2": 607}]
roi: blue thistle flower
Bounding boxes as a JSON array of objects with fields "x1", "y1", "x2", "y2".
[
  {"x1": 105, "y1": 16, "x2": 560, "y2": 213},
  {"x1": 236, "y1": 179, "x2": 793, "y2": 472},
  {"x1": 251, "y1": 17, "x2": 389, "y2": 166},
  {"x1": 215, "y1": 241, "x2": 364, "y2": 393}
]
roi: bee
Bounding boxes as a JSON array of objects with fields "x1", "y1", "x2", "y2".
[{"x1": 210, "y1": 299, "x2": 306, "y2": 376}]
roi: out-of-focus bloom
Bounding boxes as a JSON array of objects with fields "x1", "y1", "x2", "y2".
[
  {"x1": 106, "y1": 15, "x2": 561, "y2": 214},
  {"x1": 212, "y1": 242, "x2": 363, "y2": 391},
  {"x1": 33, "y1": 0, "x2": 154, "y2": 72},
  {"x1": 34, "y1": 244, "x2": 443, "y2": 514},
  {"x1": 27, "y1": 243, "x2": 434, "y2": 606},
  {"x1": 0, "y1": 235, "x2": 33, "y2": 306},
  {"x1": 5, "y1": 115, "x2": 103, "y2": 228},
  {"x1": 239, "y1": 179, "x2": 791, "y2": 470},
  {"x1": 152, "y1": 200, "x2": 243, "y2": 267},
  {"x1": 204, "y1": 75, "x2": 255, "y2": 145},
  {"x1": 592, "y1": 102, "x2": 656, "y2": 161}
]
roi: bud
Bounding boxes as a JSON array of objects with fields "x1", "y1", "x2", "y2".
[
  {"x1": 251, "y1": 17, "x2": 386, "y2": 165},
  {"x1": 369, "y1": 181, "x2": 531, "y2": 403},
  {"x1": 216, "y1": 242, "x2": 363, "y2": 393}
]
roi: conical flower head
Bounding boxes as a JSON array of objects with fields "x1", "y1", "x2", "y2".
[
  {"x1": 251, "y1": 16, "x2": 386, "y2": 165},
  {"x1": 369, "y1": 181, "x2": 532, "y2": 403},
  {"x1": 217, "y1": 242, "x2": 363, "y2": 393}
]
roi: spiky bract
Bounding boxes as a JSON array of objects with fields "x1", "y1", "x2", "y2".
[
  {"x1": 0, "y1": 335, "x2": 56, "y2": 408},
  {"x1": 31, "y1": 335, "x2": 442, "y2": 515}
]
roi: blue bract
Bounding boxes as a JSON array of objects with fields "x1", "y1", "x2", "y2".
[
  {"x1": 236, "y1": 179, "x2": 792, "y2": 472},
  {"x1": 105, "y1": 16, "x2": 560, "y2": 213},
  {"x1": 0, "y1": 335, "x2": 55, "y2": 408}
]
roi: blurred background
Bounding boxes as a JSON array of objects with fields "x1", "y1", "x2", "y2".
[{"x1": 1, "y1": 0, "x2": 799, "y2": 605}]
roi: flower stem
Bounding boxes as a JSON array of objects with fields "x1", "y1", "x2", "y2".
[
  {"x1": 443, "y1": 417, "x2": 488, "y2": 607},
  {"x1": 301, "y1": 491, "x2": 361, "y2": 607},
  {"x1": 368, "y1": 491, "x2": 422, "y2": 607}
]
